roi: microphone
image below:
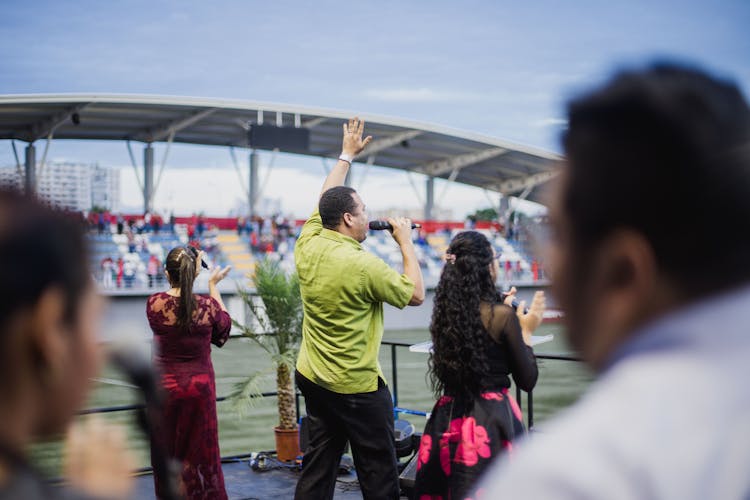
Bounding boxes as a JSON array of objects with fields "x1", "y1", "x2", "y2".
[{"x1": 368, "y1": 220, "x2": 421, "y2": 231}]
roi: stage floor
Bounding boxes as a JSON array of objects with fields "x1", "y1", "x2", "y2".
[{"x1": 132, "y1": 456, "x2": 413, "y2": 499}]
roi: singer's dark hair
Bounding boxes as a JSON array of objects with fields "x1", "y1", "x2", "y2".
[
  {"x1": 165, "y1": 246, "x2": 198, "y2": 331},
  {"x1": 0, "y1": 189, "x2": 90, "y2": 375},
  {"x1": 319, "y1": 186, "x2": 357, "y2": 230},
  {"x1": 428, "y1": 231, "x2": 497, "y2": 402}
]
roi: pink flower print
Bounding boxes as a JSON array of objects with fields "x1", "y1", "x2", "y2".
[
  {"x1": 480, "y1": 392, "x2": 504, "y2": 401},
  {"x1": 436, "y1": 395, "x2": 454, "y2": 407},
  {"x1": 439, "y1": 432, "x2": 452, "y2": 476},
  {"x1": 417, "y1": 434, "x2": 432, "y2": 471},
  {"x1": 453, "y1": 417, "x2": 491, "y2": 467}
]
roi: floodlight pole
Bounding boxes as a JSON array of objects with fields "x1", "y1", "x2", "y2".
[
  {"x1": 24, "y1": 144, "x2": 36, "y2": 195},
  {"x1": 424, "y1": 176, "x2": 434, "y2": 221},
  {"x1": 249, "y1": 150, "x2": 259, "y2": 217},
  {"x1": 143, "y1": 144, "x2": 154, "y2": 214}
]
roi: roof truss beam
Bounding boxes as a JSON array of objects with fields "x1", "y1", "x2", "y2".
[
  {"x1": 357, "y1": 129, "x2": 422, "y2": 159},
  {"x1": 302, "y1": 117, "x2": 328, "y2": 128},
  {"x1": 494, "y1": 170, "x2": 560, "y2": 194},
  {"x1": 30, "y1": 103, "x2": 91, "y2": 140},
  {"x1": 418, "y1": 147, "x2": 507, "y2": 177},
  {"x1": 134, "y1": 108, "x2": 218, "y2": 142}
]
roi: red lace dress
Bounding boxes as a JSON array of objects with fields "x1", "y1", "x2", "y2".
[{"x1": 146, "y1": 292, "x2": 232, "y2": 500}]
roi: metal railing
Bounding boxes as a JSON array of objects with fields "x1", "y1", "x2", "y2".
[
  {"x1": 381, "y1": 339, "x2": 582, "y2": 430},
  {"x1": 77, "y1": 337, "x2": 581, "y2": 473}
]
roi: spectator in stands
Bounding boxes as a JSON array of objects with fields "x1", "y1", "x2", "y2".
[
  {"x1": 100, "y1": 256, "x2": 114, "y2": 289},
  {"x1": 116, "y1": 257, "x2": 124, "y2": 289},
  {"x1": 196, "y1": 215, "x2": 205, "y2": 238},
  {"x1": 96, "y1": 212, "x2": 105, "y2": 235},
  {"x1": 478, "y1": 62, "x2": 750, "y2": 499},
  {"x1": 415, "y1": 231, "x2": 544, "y2": 499},
  {"x1": 147, "y1": 254, "x2": 160, "y2": 288},
  {"x1": 147, "y1": 246, "x2": 232, "y2": 499},
  {"x1": 504, "y1": 259, "x2": 512, "y2": 281},
  {"x1": 0, "y1": 189, "x2": 134, "y2": 499},
  {"x1": 152, "y1": 213, "x2": 162, "y2": 234},
  {"x1": 294, "y1": 117, "x2": 425, "y2": 500},
  {"x1": 116, "y1": 214, "x2": 124, "y2": 235},
  {"x1": 236, "y1": 216, "x2": 245, "y2": 236}
]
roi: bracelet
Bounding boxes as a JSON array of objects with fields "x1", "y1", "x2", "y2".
[{"x1": 338, "y1": 153, "x2": 354, "y2": 165}]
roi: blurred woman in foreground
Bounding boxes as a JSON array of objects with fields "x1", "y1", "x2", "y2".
[
  {"x1": 414, "y1": 230, "x2": 545, "y2": 500},
  {"x1": 0, "y1": 189, "x2": 133, "y2": 499}
]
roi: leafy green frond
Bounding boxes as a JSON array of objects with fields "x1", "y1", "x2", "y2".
[
  {"x1": 226, "y1": 369, "x2": 273, "y2": 417},
  {"x1": 233, "y1": 257, "x2": 303, "y2": 421}
]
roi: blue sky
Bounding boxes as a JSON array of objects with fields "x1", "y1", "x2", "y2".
[{"x1": 1, "y1": 0, "x2": 749, "y2": 216}]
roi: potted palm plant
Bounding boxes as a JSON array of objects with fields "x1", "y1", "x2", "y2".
[{"x1": 230, "y1": 258, "x2": 303, "y2": 461}]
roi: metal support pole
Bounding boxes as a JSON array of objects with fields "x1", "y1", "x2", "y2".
[
  {"x1": 527, "y1": 390, "x2": 534, "y2": 430},
  {"x1": 499, "y1": 194, "x2": 510, "y2": 235},
  {"x1": 424, "y1": 176, "x2": 435, "y2": 221},
  {"x1": 391, "y1": 344, "x2": 399, "y2": 410},
  {"x1": 249, "y1": 150, "x2": 259, "y2": 216},
  {"x1": 143, "y1": 144, "x2": 154, "y2": 213},
  {"x1": 24, "y1": 144, "x2": 36, "y2": 195}
]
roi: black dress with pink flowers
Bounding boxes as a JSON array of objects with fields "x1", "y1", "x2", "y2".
[{"x1": 414, "y1": 304, "x2": 537, "y2": 500}]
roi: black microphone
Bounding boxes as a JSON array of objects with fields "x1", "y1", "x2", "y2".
[{"x1": 368, "y1": 220, "x2": 421, "y2": 231}]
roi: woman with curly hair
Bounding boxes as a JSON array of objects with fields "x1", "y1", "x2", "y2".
[{"x1": 414, "y1": 230, "x2": 545, "y2": 499}]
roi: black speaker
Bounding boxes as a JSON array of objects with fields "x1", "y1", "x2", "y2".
[
  {"x1": 394, "y1": 419, "x2": 415, "y2": 458},
  {"x1": 248, "y1": 124, "x2": 310, "y2": 152}
]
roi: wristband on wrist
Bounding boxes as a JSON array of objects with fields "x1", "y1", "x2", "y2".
[{"x1": 338, "y1": 153, "x2": 354, "y2": 165}]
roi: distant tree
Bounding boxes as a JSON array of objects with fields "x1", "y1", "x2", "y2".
[{"x1": 471, "y1": 207, "x2": 498, "y2": 221}]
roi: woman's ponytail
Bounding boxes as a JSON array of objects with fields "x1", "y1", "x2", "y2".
[
  {"x1": 178, "y1": 252, "x2": 196, "y2": 331},
  {"x1": 165, "y1": 246, "x2": 197, "y2": 332}
]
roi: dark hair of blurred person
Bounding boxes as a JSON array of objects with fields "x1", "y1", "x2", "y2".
[
  {"x1": 414, "y1": 230, "x2": 545, "y2": 499},
  {"x1": 0, "y1": 189, "x2": 133, "y2": 499},
  {"x1": 478, "y1": 62, "x2": 750, "y2": 499}
]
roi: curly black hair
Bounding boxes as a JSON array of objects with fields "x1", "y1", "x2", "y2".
[{"x1": 428, "y1": 230, "x2": 499, "y2": 402}]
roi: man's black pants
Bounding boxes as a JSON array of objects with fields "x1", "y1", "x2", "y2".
[{"x1": 294, "y1": 370, "x2": 399, "y2": 500}]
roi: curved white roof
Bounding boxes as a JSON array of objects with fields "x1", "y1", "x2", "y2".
[{"x1": 0, "y1": 93, "x2": 560, "y2": 202}]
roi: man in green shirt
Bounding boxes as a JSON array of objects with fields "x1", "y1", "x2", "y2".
[{"x1": 294, "y1": 117, "x2": 425, "y2": 500}]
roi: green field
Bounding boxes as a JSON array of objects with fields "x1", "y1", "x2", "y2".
[{"x1": 30, "y1": 322, "x2": 593, "y2": 474}]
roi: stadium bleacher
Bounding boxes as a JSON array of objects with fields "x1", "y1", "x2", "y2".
[{"x1": 87, "y1": 222, "x2": 539, "y2": 291}]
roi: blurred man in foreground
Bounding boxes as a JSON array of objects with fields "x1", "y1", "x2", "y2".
[{"x1": 479, "y1": 62, "x2": 750, "y2": 499}]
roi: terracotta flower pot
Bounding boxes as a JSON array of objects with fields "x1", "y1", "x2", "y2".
[{"x1": 274, "y1": 426, "x2": 300, "y2": 462}]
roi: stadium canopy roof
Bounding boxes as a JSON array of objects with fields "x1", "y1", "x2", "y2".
[{"x1": 0, "y1": 94, "x2": 561, "y2": 211}]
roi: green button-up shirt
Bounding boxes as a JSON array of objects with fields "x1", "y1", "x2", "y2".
[{"x1": 294, "y1": 209, "x2": 415, "y2": 394}]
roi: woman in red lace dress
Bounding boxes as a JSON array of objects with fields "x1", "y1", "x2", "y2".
[{"x1": 146, "y1": 246, "x2": 232, "y2": 500}]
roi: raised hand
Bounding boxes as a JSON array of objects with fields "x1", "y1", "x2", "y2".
[
  {"x1": 342, "y1": 117, "x2": 373, "y2": 157},
  {"x1": 518, "y1": 290, "x2": 546, "y2": 343},
  {"x1": 209, "y1": 265, "x2": 232, "y2": 285}
]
